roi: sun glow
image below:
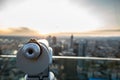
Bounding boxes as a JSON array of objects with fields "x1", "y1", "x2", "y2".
[{"x1": 0, "y1": 0, "x2": 104, "y2": 35}]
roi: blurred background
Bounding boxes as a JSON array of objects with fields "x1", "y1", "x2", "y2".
[{"x1": 0, "y1": 0, "x2": 120, "y2": 80}]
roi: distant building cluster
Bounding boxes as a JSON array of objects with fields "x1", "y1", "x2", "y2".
[
  {"x1": 46, "y1": 35, "x2": 120, "y2": 80},
  {"x1": 86, "y1": 39, "x2": 120, "y2": 58},
  {"x1": 46, "y1": 35, "x2": 120, "y2": 58}
]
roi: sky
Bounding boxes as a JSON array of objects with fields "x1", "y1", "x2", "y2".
[{"x1": 0, "y1": 0, "x2": 120, "y2": 35}]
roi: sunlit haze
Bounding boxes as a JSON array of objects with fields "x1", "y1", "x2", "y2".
[{"x1": 0, "y1": 0, "x2": 120, "y2": 35}]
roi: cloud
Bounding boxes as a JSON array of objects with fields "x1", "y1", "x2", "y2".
[
  {"x1": 0, "y1": 0, "x2": 26, "y2": 10},
  {"x1": 0, "y1": 27, "x2": 40, "y2": 36},
  {"x1": 71, "y1": 0, "x2": 120, "y2": 29},
  {"x1": 9, "y1": 27, "x2": 35, "y2": 33},
  {"x1": 92, "y1": 29, "x2": 120, "y2": 32}
]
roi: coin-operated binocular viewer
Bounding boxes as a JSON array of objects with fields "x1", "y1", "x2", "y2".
[{"x1": 17, "y1": 39, "x2": 55, "y2": 80}]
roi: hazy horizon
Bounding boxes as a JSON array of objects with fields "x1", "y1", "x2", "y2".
[{"x1": 0, "y1": 27, "x2": 120, "y2": 37}]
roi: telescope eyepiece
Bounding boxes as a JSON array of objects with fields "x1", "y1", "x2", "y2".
[
  {"x1": 22, "y1": 43, "x2": 41, "y2": 59},
  {"x1": 28, "y1": 48, "x2": 34, "y2": 55}
]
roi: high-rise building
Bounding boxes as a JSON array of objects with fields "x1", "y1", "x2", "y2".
[
  {"x1": 52, "y1": 36, "x2": 57, "y2": 45},
  {"x1": 70, "y1": 35, "x2": 73, "y2": 48}
]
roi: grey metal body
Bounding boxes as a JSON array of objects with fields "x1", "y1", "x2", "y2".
[{"x1": 16, "y1": 39, "x2": 55, "y2": 80}]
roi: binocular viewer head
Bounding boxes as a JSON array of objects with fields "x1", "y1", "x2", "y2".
[
  {"x1": 21, "y1": 43, "x2": 41, "y2": 59},
  {"x1": 17, "y1": 39, "x2": 52, "y2": 75}
]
